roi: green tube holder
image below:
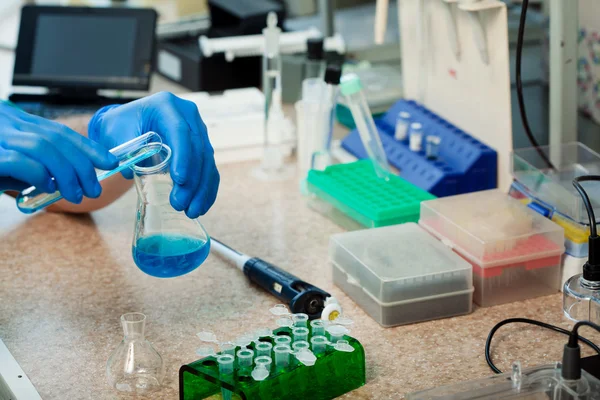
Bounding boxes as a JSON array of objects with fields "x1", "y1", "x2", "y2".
[{"x1": 179, "y1": 327, "x2": 366, "y2": 400}]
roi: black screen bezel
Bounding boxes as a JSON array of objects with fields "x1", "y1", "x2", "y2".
[{"x1": 12, "y1": 5, "x2": 157, "y2": 91}]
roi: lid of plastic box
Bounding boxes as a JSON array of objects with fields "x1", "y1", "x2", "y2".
[
  {"x1": 419, "y1": 189, "x2": 565, "y2": 268},
  {"x1": 329, "y1": 223, "x2": 472, "y2": 304}
]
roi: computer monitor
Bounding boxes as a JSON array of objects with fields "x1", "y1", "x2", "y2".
[{"x1": 12, "y1": 6, "x2": 157, "y2": 91}]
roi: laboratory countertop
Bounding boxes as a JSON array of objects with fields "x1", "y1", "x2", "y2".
[{"x1": 2, "y1": 156, "x2": 600, "y2": 400}]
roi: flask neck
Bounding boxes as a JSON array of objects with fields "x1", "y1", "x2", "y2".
[{"x1": 121, "y1": 312, "x2": 146, "y2": 340}]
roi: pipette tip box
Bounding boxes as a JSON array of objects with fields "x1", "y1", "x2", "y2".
[
  {"x1": 341, "y1": 100, "x2": 497, "y2": 197},
  {"x1": 179, "y1": 326, "x2": 366, "y2": 400},
  {"x1": 305, "y1": 160, "x2": 436, "y2": 229},
  {"x1": 419, "y1": 189, "x2": 564, "y2": 307},
  {"x1": 511, "y1": 142, "x2": 600, "y2": 225},
  {"x1": 330, "y1": 223, "x2": 474, "y2": 327}
]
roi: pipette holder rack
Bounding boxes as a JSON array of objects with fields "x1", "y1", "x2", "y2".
[
  {"x1": 305, "y1": 160, "x2": 436, "y2": 229},
  {"x1": 341, "y1": 100, "x2": 497, "y2": 197},
  {"x1": 179, "y1": 326, "x2": 366, "y2": 400}
]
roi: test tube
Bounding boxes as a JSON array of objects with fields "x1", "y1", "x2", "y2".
[
  {"x1": 409, "y1": 123, "x2": 423, "y2": 152},
  {"x1": 310, "y1": 335, "x2": 328, "y2": 355},
  {"x1": 274, "y1": 335, "x2": 292, "y2": 347},
  {"x1": 340, "y1": 73, "x2": 391, "y2": 179},
  {"x1": 310, "y1": 320, "x2": 326, "y2": 337},
  {"x1": 217, "y1": 354, "x2": 235, "y2": 376},
  {"x1": 255, "y1": 356, "x2": 272, "y2": 372},
  {"x1": 292, "y1": 327, "x2": 309, "y2": 343},
  {"x1": 219, "y1": 341, "x2": 236, "y2": 356},
  {"x1": 395, "y1": 111, "x2": 411, "y2": 141},
  {"x1": 292, "y1": 313, "x2": 309, "y2": 328},
  {"x1": 426, "y1": 135, "x2": 441, "y2": 160},
  {"x1": 326, "y1": 325, "x2": 349, "y2": 343},
  {"x1": 16, "y1": 132, "x2": 163, "y2": 213},
  {"x1": 292, "y1": 341, "x2": 310, "y2": 353},
  {"x1": 237, "y1": 349, "x2": 254, "y2": 368},
  {"x1": 273, "y1": 345, "x2": 291, "y2": 369},
  {"x1": 255, "y1": 342, "x2": 273, "y2": 358}
]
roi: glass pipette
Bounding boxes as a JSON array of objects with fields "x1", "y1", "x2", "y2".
[
  {"x1": 16, "y1": 132, "x2": 163, "y2": 213},
  {"x1": 339, "y1": 73, "x2": 391, "y2": 179}
]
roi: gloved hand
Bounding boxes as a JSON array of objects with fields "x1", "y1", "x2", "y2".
[
  {"x1": 0, "y1": 102, "x2": 118, "y2": 203},
  {"x1": 88, "y1": 92, "x2": 219, "y2": 219}
]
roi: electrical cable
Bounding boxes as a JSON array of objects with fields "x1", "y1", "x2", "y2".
[
  {"x1": 572, "y1": 175, "x2": 600, "y2": 236},
  {"x1": 516, "y1": 0, "x2": 556, "y2": 170},
  {"x1": 485, "y1": 317, "x2": 600, "y2": 374}
]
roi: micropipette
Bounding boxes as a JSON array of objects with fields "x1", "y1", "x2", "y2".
[
  {"x1": 210, "y1": 238, "x2": 339, "y2": 320},
  {"x1": 16, "y1": 132, "x2": 162, "y2": 213},
  {"x1": 339, "y1": 73, "x2": 391, "y2": 179}
]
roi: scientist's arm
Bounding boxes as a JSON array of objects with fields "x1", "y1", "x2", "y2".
[
  {"x1": 0, "y1": 102, "x2": 120, "y2": 211},
  {"x1": 89, "y1": 92, "x2": 220, "y2": 218}
]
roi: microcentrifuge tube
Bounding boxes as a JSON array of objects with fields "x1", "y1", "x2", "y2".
[
  {"x1": 219, "y1": 342, "x2": 236, "y2": 356},
  {"x1": 254, "y1": 328, "x2": 272, "y2": 338},
  {"x1": 409, "y1": 123, "x2": 423, "y2": 152},
  {"x1": 310, "y1": 320, "x2": 326, "y2": 336},
  {"x1": 326, "y1": 325, "x2": 349, "y2": 343},
  {"x1": 395, "y1": 111, "x2": 411, "y2": 141},
  {"x1": 292, "y1": 341, "x2": 310, "y2": 352},
  {"x1": 333, "y1": 340, "x2": 355, "y2": 353},
  {"x1": 196, "y1": 346, "x2": 216, "y2": 357},
  {"x1": 310, "y1": 336, "x2": 328, "y2": 355},
  {"x1": 274, "y1": 335, "x2": 292, "y2": 347},
  {"x1": 217, "y1": 354, "x2": 235, "y2": 375},
  {"x1": 270, "y1": 304, "x2": 290, "y2": 316},
  {"x1": 255, "y1": 342, "x2": 273, "y2": 358},
  {"x1": 426, "y1": 135, "x2": 441, "y2": 160},
  {"x1": 237, "y1": 349, "x2": 254, "y2": 368},
  {"x1": 292, "y1": 313, "x2": 309, "y2": 327},
  {"x1": 292, "y1": 327, "x2": 309, "y2": 342},
  {"x1": 252, "y1": 356, "x2": 273, "y2": 381},
  {"x1": 273, "y1": 345, "x2": 291, "y2": 369}
]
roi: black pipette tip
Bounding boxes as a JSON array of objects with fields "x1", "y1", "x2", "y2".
[
  {"x1": 324, "y1": 64, "x2": 342, "y2": 85},
  {"x1": 307, "y1": 37, "x2": 325, "y2": 60}
]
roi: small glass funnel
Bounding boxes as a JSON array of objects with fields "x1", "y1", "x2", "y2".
[
  {"x1": 131, "y1": 144, "x2": 211, "y2": 278},
  {"x1": 106, "y1": 312, "x2": 164, "y2": 394}
]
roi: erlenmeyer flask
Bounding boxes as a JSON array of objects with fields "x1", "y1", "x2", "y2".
[
  {"x1": 106, "y1": 312, "x2": 164, "y2": 394},
  {"x1": 131, "y1": 143, "x2": 211, "y2": 278}
]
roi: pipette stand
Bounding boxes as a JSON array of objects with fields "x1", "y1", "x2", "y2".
[{"x1": 179, "y1": 326, "x2": 366, "y2": 400}]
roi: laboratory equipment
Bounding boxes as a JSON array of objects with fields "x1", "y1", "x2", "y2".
[
  {"x1": 292, "y1": 327, "x2": 309, "y2": 342},
  {"x1": 292, "y1": 313, "x2": 309, "y2": 327},
  {"x1": 132, "y1": 144, "x2": 211, "y2": 278},
  {"x1": 210, "y1": 238, "x2": 337, "y2": 320},
  {"x1": 255, "y1": 342, "x2": 273, "y2": 358},
  {"x1": 407, "y1": 363, "x2": 600, "y2": 399},
  {"x1": 564, "y1": 275, "x2": 600, "y2": 324},
  {"x1": 512, "y1": 142, "x2": 600, "y2": 225},
  {"x1": 426, "y1": 136, "x2": 441, "y2": 160},
  {"x1": 330, "y1": 223, "x2": 473, "y2": 327},
  {"x1": 310, "y1": 320, "x2": 326, "y2": 336},
  {"x1": 394, "y1": 111, "x2": 411, "y2": 141},
  {"x1": 179, "y1": 324, "x2": 366, "y2": 400},
  {"x1": 237, "y1": 349, "x2": 254, "y2": 368},
  {"x1": 321, "y1": 64, "x2": 342, "y2": 165},
  {"x1": 342, "y1": 99, "x2": 498, "y2": 197},
  {"x1": 419, "y1": 190, "x2": 564, "y2": 306},
  {"x1": 16, "y1": 132, "x2": 162, "y2": 213},
  {"x1": 253, "y1": 12, "x2": 294, "y2": 181},
  {"x1": 310, "y1": 336, "x2": 328, "y2": 355},
  {"x1": 340, "y1": 73, "x2": 390, "y2": 179},
  {"x1": 303, "y1": 37, "x2": 326, "y2": 80},
  {"x1": 106, "y1": 313, "x2": 164, "y2": 394},
  {"x1": 409, "y1": 123, "x2": 423, "y2": 152},
  {"x1": 306, "y1": 160, "x2": 436, "y2": 229}
]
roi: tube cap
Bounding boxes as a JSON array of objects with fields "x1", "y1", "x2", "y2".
[
  {"x1": 324, "y1": 64, "x2": 342, "y2": 85},
  {"x1": 339, "y1": 73, "x2": 362, "y2": 96},
  {"x1": 306, "y1": 37, "x2": 324, "y2": 60}
]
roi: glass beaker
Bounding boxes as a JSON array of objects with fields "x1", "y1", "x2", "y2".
[
  {"x1": 106, "y1": 312, "x2": 164, "y2": 394},
  {"x1": 131, "y1": 143, "x2": 211, "y2": 278}
]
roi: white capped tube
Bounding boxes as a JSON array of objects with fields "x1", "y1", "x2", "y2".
[
  {"x1": 409, "y1": 123, "x2": 423, "y2": 152},
  {"x1": 394, "y1": 111, "x2": 411, "y2": 141}
]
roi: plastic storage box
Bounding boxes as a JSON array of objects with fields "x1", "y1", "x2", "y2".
[
  {"x1": 330, "y1": 223, "x2": 473, "y2": 327},
  {"x1": 341, "y1": 100, "x2": 497, "y2": 197},
  {"x1": 511, "y1": 142, "x2": 600, "y2": 225},
  {"x1": 419, "y1": 190, "x2": 564, "y2": 307},
  {"x1": 306, "y1": 160, "x2": 436, "y2": 229},
  {"x1": 508, "y1": 180, "x2": 590, "y2": 258}
]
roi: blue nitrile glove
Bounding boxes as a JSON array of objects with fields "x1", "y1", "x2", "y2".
[
  {"x1": 88, "y1": 92, "x2": 220, "y2": 219},
  {"x1": 0, "y1": 101, "x2": 118, "y2": 202}
]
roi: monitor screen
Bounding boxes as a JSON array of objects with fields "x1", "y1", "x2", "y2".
[{"x1": 13, "y1": 6, "x2": 157, "y2": 91}]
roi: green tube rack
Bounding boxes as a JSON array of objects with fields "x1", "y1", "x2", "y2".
[
  {"x1": 306, "y1": 160, "x2": 436, "y2": 228},
  {"x1": 179, "y1": 327, "x2": 366, "y2": 400}
]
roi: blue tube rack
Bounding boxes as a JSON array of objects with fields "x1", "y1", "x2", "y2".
[{"x1": 341, "y1": 100, "x2": 497, "y2": 197}]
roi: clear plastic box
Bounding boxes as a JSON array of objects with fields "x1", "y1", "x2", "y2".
[
  {"x1": 329, "y1": 223, "x2": 473, "y2": 327},
  {"x1": 419, "y1": 190, "x2": 564, "y2": 307},
  {"x1": 511, "y1": 142, "x2": 600, "y2": 225}
]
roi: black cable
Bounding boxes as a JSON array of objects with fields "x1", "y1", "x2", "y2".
[
  {"x1": 572, "y1": 175, "x2": 600, "y2": 236},
  {"x1": 516, "y1": 0, "x2": 556, "y2": 170},
  {"x1": 485, "y1": 317, "x2": 600, "y2": 374}
]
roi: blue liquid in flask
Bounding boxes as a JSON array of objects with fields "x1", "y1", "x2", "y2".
[{"x1": 132, "y1": 234, "x2": 210, "y2": 278}]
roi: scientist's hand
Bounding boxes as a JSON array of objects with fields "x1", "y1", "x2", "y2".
[
  {"x1": 0, "y1": 103, "x2": 118, "y2": 202},
  {"x1": 88, "y1": 92, "x2": 219, "y2": 219}
]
